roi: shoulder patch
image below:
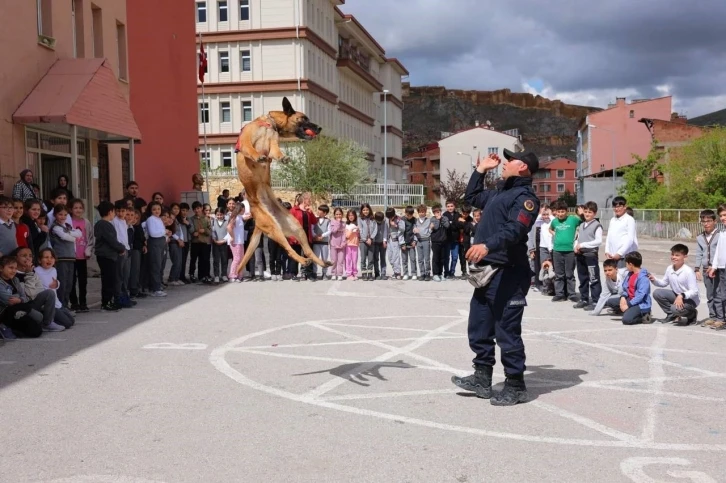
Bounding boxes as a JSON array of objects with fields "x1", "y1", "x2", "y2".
[
  {"x1": 517, "y1": 210, "x2": 532, "y2": 226},
  {"x1": 524, "y1": 199, "x2": 535, "y2": 212}
]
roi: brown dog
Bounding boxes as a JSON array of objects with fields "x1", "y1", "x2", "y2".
[{"x1": 233, "y1": 97, "x2": 330, "y2": 275}]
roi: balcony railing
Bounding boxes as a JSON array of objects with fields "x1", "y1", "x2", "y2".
[{"x1": 338, "y1": 40, "x2": 370, "y2": 72}]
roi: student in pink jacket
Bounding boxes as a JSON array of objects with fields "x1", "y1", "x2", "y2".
[{"x1": 328, "y1": 208, "x2": 347, "y2": 280}]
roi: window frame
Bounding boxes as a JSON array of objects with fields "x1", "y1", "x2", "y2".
[
  {"x1": 241, "y1": 100, "x2": 253, "y2": 122},
  {"x1": 240, "y1": 0, "x2": 250, "y2": 21},
  {"x1": 240, "y1": 50, "x2": 251, "y2": 72},
  {"x1": 199, "y1": 102, "x2": 210, "y2": 123},
  {"x1": 218, "y1": 0, "x2": 228, "y2": 22},
  {"x1": 557, "y1": 183, "x2": 565, "y2": 193},
  {"x1": 556, "y1": 169, "x2": 565, "y2": 178},
  {"x1": 196, "y1": 1, "x2": 207, "y2": 23},
  {"x1": 220, "y1": 101, "x2": 231, "y2": 123},
  {"x1": 200, "y1": 150, "x2": 210, "y2": 167},
  {"x1": 219, "y1": 51, "x2": 230, "y2": 73},
  {"x1": 221, "y1": 151, "x2": 233, "y2": 168}
]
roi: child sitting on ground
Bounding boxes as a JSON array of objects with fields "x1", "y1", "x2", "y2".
[
  {"x1": 33, "y1": 248, "x2": 75, "y2": 329},
  {"x1": 648, "y1": 243, "x2": 699, "y2": 326},
  {"x1": 604, "y1": 251, "x2": 652, "y2": 325},
  {"x1": 587, "y1": 259, "x2": 623, "y2": 316}
]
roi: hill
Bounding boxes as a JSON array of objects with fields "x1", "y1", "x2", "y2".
[
  {"x1": 402, "y1": 84, "x2": 601, "y2": 157},
  {"x1": 689, "y1": 108, "x2": 726, "y2": 127}
]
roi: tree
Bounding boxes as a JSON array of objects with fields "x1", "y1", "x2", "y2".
[
  {"x1": 659, "y1": 126, "x2": 726, "y2": 208},
  {"x1": 437, "y1": 169, "x2": 468, "y2": 206},
  {"x1": 557, "y1": 190, "x2": 577, "y2": 207},
  {"x1": 276, "y1": 135, "x2": 368, "y2": 200},
  {"x1": 619, "y1": 141, "x2": 666, "y2": 208}
]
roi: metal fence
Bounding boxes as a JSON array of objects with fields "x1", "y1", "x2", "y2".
[{"x1": 587, "y1": 209, "x2": 710, "y2": 240}]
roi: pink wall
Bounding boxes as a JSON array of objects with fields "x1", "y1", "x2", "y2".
[
  {"x1": 126, "y1": 0, "x2": 198, "y2": 203},
  {"x1": 587, "y1": 97, "x2": 671, "y2": 174}
]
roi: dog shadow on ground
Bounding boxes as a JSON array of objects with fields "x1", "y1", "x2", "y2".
[
  {"x1": 293, "y1": 360, "x2": 415, "y2": 387},
  {"x1": 456, "y1": 365, "x2": 588, "y2": 401}
]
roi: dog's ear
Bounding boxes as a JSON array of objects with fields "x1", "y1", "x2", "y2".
[{"x1": 282, "y1": 97, "x2": 296, "y2": 117}]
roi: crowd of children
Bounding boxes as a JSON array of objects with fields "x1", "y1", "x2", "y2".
[{"x1": 2, "y1": 182, "x2": 725, "y2": 338}]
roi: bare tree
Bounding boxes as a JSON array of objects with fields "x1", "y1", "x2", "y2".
[{"x1": 437, "y1": 169, "x2": 468, "y2": 206}]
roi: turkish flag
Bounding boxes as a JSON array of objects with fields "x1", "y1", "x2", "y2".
[{"x1": 198, "y1": 42, "x2": 207, "y2": 83}]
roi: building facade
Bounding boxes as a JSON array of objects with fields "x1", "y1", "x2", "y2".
[
  {"x1": 1, "y1": 0, "x2": 141, "y2": 207},
  {"x1": 126, "y1": 0, "x2": 199, "y2": 203},
  {"x1": 404, "y1": 143, "x2": 440, "y2": 202},
  {"x1": 576, "y1": 96, "x2": 672, "y2": 204},
  {"x1": 194, "y1": 0, "x2": 408, "y2": 182},
  {"x1": 532, "y1": 157, "x2": 577, "y2": 205}
]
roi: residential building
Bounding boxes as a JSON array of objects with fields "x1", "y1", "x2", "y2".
[
  {"x1": 437, "y1": 123, "x2": 523, "y2": 201},
  {"x1": 638, "y1": 115, "x2": 704, "y2": 184},
  {"x1": 194, "y1": 0, "x2": 408, "y2": 182},
  {"x1": 575, "y1": 96, "x2": 672, "y2": 206},
  {"x1": 2, "y1": 0, "x2": 141, "y2": 207},
  {"x1": 126, "y1": 0, "x2": 199, "y2": 202},
  {"x1": 404, "y1": 143, "x2": 439, "y2": 202},
  {"x1": 532, "y1": 157, "x2": 577, "y2": 205}
]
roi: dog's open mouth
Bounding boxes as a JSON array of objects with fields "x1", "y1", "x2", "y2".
[{"x1": 296, "y1": 124, "x2": 322, "y2": 141}]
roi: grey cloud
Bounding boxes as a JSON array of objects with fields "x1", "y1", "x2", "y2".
[{"x1": 343, "y1": 0, "x2": 726, "y2": 115}]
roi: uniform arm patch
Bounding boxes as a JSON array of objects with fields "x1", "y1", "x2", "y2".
[{"x1": 517, "y1": 210, "x2": 532, "y2": 226}]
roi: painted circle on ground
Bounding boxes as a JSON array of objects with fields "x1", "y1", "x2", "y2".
[{"x1": 210, "y1": 315, "x2": 726, "y2": 452}]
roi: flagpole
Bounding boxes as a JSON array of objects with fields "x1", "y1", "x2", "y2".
[{"x1": 199, "y1": 32, "x2": 211, "y2": 204}]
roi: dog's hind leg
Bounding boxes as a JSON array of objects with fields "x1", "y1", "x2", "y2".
[
  {"x1": 263, "y1": 222, "x2": 311, "y2": 266},
  {"x1": 236, "y1": 227, "x2": 262, "y2": 276},
  {"x1": 283, "y1": 218, "x2": 330, "y2": 268}
]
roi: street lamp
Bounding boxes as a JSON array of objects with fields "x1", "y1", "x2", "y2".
[
  {"x1": 457, "y1": 151, "x2": 474, "y2": 174},
  {"x1": 588, "y1": 124, "x2": 617, "y2": 203},
  {"x1": 382, "y1": 89, "x2": 389, "y2": 210}
]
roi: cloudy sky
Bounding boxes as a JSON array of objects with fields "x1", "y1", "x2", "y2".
[{"x1": 342, "y1": 0, "x2": 726, "y2": 117}]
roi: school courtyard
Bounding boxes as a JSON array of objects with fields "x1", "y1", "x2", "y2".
[{"x1": 0, "y1": 238, "x2": 724, "y2": 483}]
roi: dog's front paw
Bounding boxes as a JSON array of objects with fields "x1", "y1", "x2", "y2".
[
  {"x1": 279, "y1": 155, "x2": 291, "y2": 164},
  {"x1": 301, "y1": 258, "x2": 313, "y2": 266},
  {"x1": 256, "y1": 155, "x2": 268, "y2": 163},
  {"x1": 324, "y1": 260, "x2": 333, "y2": 267}
]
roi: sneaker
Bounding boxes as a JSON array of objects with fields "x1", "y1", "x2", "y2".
[
  {"x1": 189, "y1": 276, "x2": 197, "y2": 283},
  {"x1": 43, "y1": 321, "x2": 66, "y2": 332},
  {"x1": 222, "y1": 276, "x2": 229, "y2": 283},
  {"x1": 532, "y1": 286, "x2": 540, "y2": 292},
  {"x1": 425, "y1": 275, "x2": 432, "y2": 281},
  {"x1": 418, "y1": 276, "x2": 426, "y2": 281},
  {"x1": 263, "y1": 271, "x2": 272, "y2": 280},
  {"x1": 132, "y1": 292, "x2": 148, "y2": 299},
  {"x1": 490, "y1": 377, "x2": 528, "y2": 406},
  {"x1": 568, "y1": 296, "x2": 580, "y2": 303},
  {"x1": 213, "y1": 276, "x2": 220, "y2": 285},
  {"x1": 348, "y1": 276, "x2": 357, "y2": 281},
  {"x1": 412, "y1": 275, "x2": 418, "y2": 280},
  {"x1": 451, "y1": 365, "x2": 493, "y2": 398},
  {"x1": 641, "y1": 313, "x2": 654, "y2": 324},
  {"x1": 0, "y1": 324, "x2": 17, "y2": 340},
  {"x1": 102, "y1": 302, "x2": 120, "y2": 312},
  {"x1": 228, "y1": 278, "x2": 237, "y2": 283},
  {"x1": 583, "y1": 304, "x2": 595, "y2": 311},
  {"x1": 551, "y1": 296, "x2": 566, "y2": 302},
  {"x1": 433, "y1": 275, "x2": 441, "y2": 282},
  {"x1": 180, "y1": 278, "x2": 190, "y2": 284},
  {"x1": 326, "y1": 275, "x2": 333, "y2": 281},
  {"x1": 282, "y1": 273, "x2": 292, "y2": 281},
  {"x1": 70, "y1": 304, "x2": 81, "y2": 312},
  {"x1": 402, "y1": 275, "x2": 409, "y2": 281},
  {"x1": 77, "y1": 305, "x2": 90, "y2": 313},
  {"x1": 151, "y1": 291, "x2": 168, "y2": 297},
  {"x1": 573, "y1": 300, "x2": 589, "y2": 309}
]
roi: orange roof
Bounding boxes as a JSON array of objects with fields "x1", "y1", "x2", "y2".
[{"x1": 13, "y1": 58, "x2": 142, "y2": 140}]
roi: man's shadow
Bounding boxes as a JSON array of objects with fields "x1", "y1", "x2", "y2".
[
  {"x1": 456, "y1": 365, "x2": 588, "y2": 401},
  {"x1": 293, "y1": 360, "x2": 415, "y2": 387}
]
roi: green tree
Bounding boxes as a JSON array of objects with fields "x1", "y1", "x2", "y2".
[
  {"x1": 619, "y1": 141, "x2": 666, "y2": 208},
  {"x1": 276, "y1": 135, "x2": 368, "y2": 200},
  {"x1": 659, "y1": 126, "x2": 726, "y2": 208},
  {"x1": 557, "y1": 190, "x2": 577, "y2": 207}
]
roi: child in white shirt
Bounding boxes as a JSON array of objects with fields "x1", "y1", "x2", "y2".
[
  {"x1": 34, "y1": 248, "x2": 75, "y2": 328},
  {"x1": 648, "y1": 243, "x2": 699, "y2": 325},
  {"x1": 588, "y1": 259, "x2": 623, "y2": 316}
]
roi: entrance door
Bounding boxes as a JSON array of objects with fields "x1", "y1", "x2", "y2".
[
  {"x1": 98, "y1": 143, "x2": 110, "y2": 202},
  {"x1": 40, "y1": 154, "x2": 72, "y2": 200}
]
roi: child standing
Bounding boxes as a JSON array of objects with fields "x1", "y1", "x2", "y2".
[
  {"x1": 358, "y1": 203, "x2": 377, "y2": 281},
  {"x1": 372, "y1": 211, "x2": 388, "y2": 280},
  {"x1": 573, "y1": 201, "x2": 602, "y2": 310},
  {"x1": 12, "y1": 199, "x2": 29, "y2": 249},
  {"x1": 313, "y1": 204, "x2": 331, "y2": 280},
  {"x1": 69, "y1": 199, "x2": 94, "y2": 312},
  {"x1": 695, "y1": 209, "x2": 720, "y2": 326},
  {"x1": 328, "y1": 208, "x2": 346, "y2": 281},
  {"x1": 211, "y1": 207, "x2": 229, "y2": 284},
  {"x1": 414, "y1": 204, "x2": 432, "y2": 281},
  {"x1": 649, "y1": 244, "x2": 699, "y2": 326},
  {"x1": 401, "y1": 206, "x2": 418, "y2": 280},
  {"x1": 144, "y1": 201, "x2": 168, "y2": 297},
  {"x1": 167, "y1": 203, "x2": 185, "y2": 286},
  {"x1": 385, "y1": 207, "x2": 405, "y2": 280},
  {"x1": 49, "y1": 204, "x2": 82, "y2": 309},
  {"x1": 178, "y1": 203, "x2": 192, "y2": 284},
  {"x1": 344, "y1": 210, "x2": 360, "y2": 280},
  {"x1": 112, "y1": 200, "x2": 133, "y2": 308},
  {"x1": 34, "y1": 248, "x2": 76, "y2": 328},
  {"x1": 189, "y1": 201, "x2": 212, "y2": 283},
  {"x1": 129, "y1": 209, "x2": 147, "y2": 298},
  {"x1": 708, "y1": 204, "x2": 726, "y2": 331},
  {"x1": 604, "y1": 251, "x2": 652, "y2": 325},
  {"x1": 0, "y1": 196, "x2": 18, "y2": 257},
  {"x1": 20, "y1": 199, "x2": 47, "y2": 263},
  {"x1": 548, "y1": 200, "x2": 581, "y2": 302},
  {"x1": 227, "y1": 203, "x2": 248, "y2": 282},
  {"x1": 456, "y1": 205, "x2": 473, "y2": 278},
  {"x1": 94, "y1": 201, "x2": 126, "y2": 311},
  {"x1": 430, "y1": 205, "x2": 450, "y2": 282}
]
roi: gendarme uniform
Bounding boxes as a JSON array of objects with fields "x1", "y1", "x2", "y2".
[{"x1": 452, "y1": 149, "x2": 540, "y2": 406}]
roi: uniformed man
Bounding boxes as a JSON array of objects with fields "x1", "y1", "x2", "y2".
[{"x1": 451, "y1": 149, "x2": 540, "y2": 406}]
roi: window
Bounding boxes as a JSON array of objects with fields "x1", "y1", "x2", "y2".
[
  {"x1": 91, "y1": 5, "x2": 103, "y2": 57},
  {"x1": 487, "y1": 147, "x2": 498, "y2": 155},
  {"x1": 200, "y1": 150, "x2": 210, "y2": 167},
  {"x1": 219, "y1": 51, "x2": 229, "y2": 72},
  {"x1": 240, "y1": 0, "x2": 249, "y2": 21},
  {"x1": 556, "y1": 169, "x2": 565, "y2": 178},
  {"x1": 242, "y1": 101, "x2": 252, "y2": 122},
  {"x1": 629, "y1": 110, "x2": 634, "y2": 118},
  {"x1": 199, "y1": 102, "x2": 209, "y2": 123},
  {"x1": 116, "y1": 22, "x2": 127, "y2": 80},
  {"x1": 557, "y1": 183, "x2": 565, "y2": 193},
  {"x1": 196, "y1": 2, "x2": 206, "y2": 22},
  {"x1": 37, "y1": 0, "x2": 53, "y2": 37},
  {"x1": 72, "y1": 0, "x2": 85, "y2": 57},
  {"x1": 221, "y1": 151, "x2": 232, "y2": 168},
  {"x1": 220, "y1": 102, "x2": 231, "y2": 123},
  {"x1": 542, "y1": 184, "x2": 551, "y2": 192},
  {"x1": 533, "y1": 185, "x2": 538, "y2": 192},
  {"x1": 218, "y1": 0, "x2": 228, "y2": 22},
  {"x1": 240, "y1": 50, "x2": 251, "y2": 72}
]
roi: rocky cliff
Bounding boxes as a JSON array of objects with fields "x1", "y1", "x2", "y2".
[{"x1": 402, "y1": 83, "x2": 601, "y2": 156}]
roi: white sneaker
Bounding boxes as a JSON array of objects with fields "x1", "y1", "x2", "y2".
[
  {"x1": 264, "y1": 271, "x2": 272, "y2": 279},
  {"x1": 228, "y1": 278, "x2": 237, "y2": 283},
  {"x1": 403, "y1": 275, "x2": 409, "y2": 280},
  {"x1": 43, "y1": 321, "x2": 65, "y2": 332},
  {"x1": 213, "y1": 276, "x2": 220, "y2": 284},
  {"x1": 433, "y1": 275, "x2": 441, "y2": 282},
  {"x1": 412, "y1": 275, "x2": 418, "y2": 280},
  {"x1": 222, "y1": 276, "x2": 229, "y2": 282},
  {"x1": 151, "y1": 291, "x2": 167, "y2": 297}
]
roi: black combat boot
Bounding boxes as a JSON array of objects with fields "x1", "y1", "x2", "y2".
[
  {"x1": 490, "y1": 375, "x2": 528, "y2": 406},
  {"x1": 451, "y1": 365, "x2": 493, "y2": 399}
]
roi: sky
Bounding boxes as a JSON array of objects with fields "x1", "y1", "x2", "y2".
[{"x1": 342, "y1": 0, "x2": 726, "y2": 117}]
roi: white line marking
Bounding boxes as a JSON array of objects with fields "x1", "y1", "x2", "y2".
[
  {"x1": 530, "y1": 400, "x2": 639, "y2": 442},
  {"x1": 142, "y1": 343, "x2": 208, "y2": 350},
  {"x1": 322, "y1": 321, "x2": 461, "y2": 335},
  {"x1": 324, "y1": 388, "x2": 458, "y2": 401},
  {"x1": 641, "y1": 326, "x2": 667, "y2": 442},
  {"x1": 232, "y1": 335, "x2": 463, "y2": 350},
  {"x1": 326, "y1": 282, "x2": 469, "y2": 301},
  {"x1": 12, "y1": 338, "x2": 66, "y2": 342},
  {"x1": 586, "y1": 383, "x2": 726, "y2": 402},
  {"x1": 621, "y1": 457, "x2": 718, "y2": 483}
]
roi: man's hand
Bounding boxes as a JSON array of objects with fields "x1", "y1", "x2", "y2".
[
  {"x1": 647, "y1": 273, "x2": 655, "y2": 282},
  {"x1": 674, "y1": 294, "x2": 684, "y2": 310},
  {"x1": 476, "y1": 154, "x2": 501, "y2": 173},
  {"x1": 611, "y1": 253, "x2": 622, "y2": 261},
  {"x1": 620, "y1": 297, "x2": 629, "y2": 313},
  {"x1": 696, "y1": 271, "x2": 703, "y2": 281},
  {"x1": 466, "y1": 244, "x2": 489, "y2": 264}
]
